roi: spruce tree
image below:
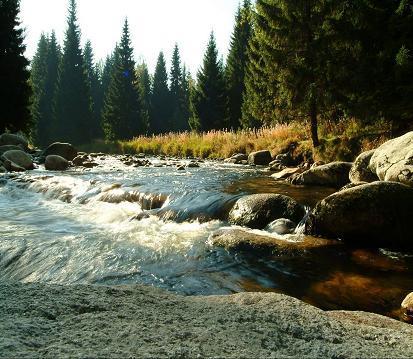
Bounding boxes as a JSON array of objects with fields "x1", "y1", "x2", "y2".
[
  {"x1": 0, "y1": 0, "x2": 32, "y2": 134},
  {"x1": 169, "y1": 44, "x2": 185, "y2": 132},
  {"x1": 190, "y1": 32, "x2": 227, "y2": 131},
  {"x1": 102, "y1": 19, "x2": 142, "y2": 140},
  {"x1": 225, "y1": 0, "x2": 252, "y2": 130},
  {"x1": 83, "y1": 40, "x2": 103, "y2": 139},
  {"x1": 136, "y1": 62, "x2": 152, "y2": 134},
  {"x1": 54, "y1": 0, "x2": 92, "y2": 145},
  {"x1": 30, "y1": 33, "x2": 49, "y2": 145},
  {"x1": 181, "y1": 66, "x2": 191, "y2": 131},
  {"x1": 43, "y1": 31, "x2": 61, "y2": 144},
  {"x1": 151, "y1": 52, "x2": 170, "y2": 134}
]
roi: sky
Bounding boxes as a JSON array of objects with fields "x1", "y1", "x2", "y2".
[{"x1": 20, "y1": 0, "x2": 240, "y2": 75}]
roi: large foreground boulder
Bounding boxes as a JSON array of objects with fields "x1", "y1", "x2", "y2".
[
  {"x1": 1, "y1": 150, "x2": 33, "y2": 170},
  {"x1": 0, "y1": 145, "x2": 24, "y2": 155},
  {"x1": 306, "y1": 181, "x2": 413, "y2": 248},
  {"x1": 369, "y1": 131, "x2": 413, "y2": 187},
  {"x1": 350, "y1": 150, "x2": 379, "y2": 183},
  {"x1": 0, "y1": 133, "x2": 28, "y2": 149},
  {"x1": 290, "y1": 162, "x2": 352, "y2": 188},
  {"x1": 43, "y1": 142, "x2": 78, "y2": 161},
  {"x1": 248, "y1": 150, "x2": 272, "y2": 166},
  {"x1": 229, "y1": 193, "x2": 305, "y2": 229},
  {"x1": 45, "y1": 155, "x2": 69, "y2": 171}
]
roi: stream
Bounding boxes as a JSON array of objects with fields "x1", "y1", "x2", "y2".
[{"x1": 1, "y1": 155, "x2": 412, "y2": 320}]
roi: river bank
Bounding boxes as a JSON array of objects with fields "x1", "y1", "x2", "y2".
[{"x1": 1, "y1": 281, "x2": 413, "y2": 358}]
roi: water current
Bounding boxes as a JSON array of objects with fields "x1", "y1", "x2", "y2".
[{"x1": 1, "y1": 155, "x2": 412, "y2": 319}]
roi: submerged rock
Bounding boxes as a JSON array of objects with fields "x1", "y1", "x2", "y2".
[
  {"x1": 290, "y1": 162, "x2": 352, "y2": 188},
  {"x1": 44, "y1": 142, "x2": 78, "y2": 161},
  {"x1": 248, "y1": 150, "x2": 272, "y2": 166},
  {"x1": 45, "y1": 155, "x2": 69, "y2": 171},
  {"x1": 210, "y1": 228, "x2": 339, "y2": 253},
  {"x1": 350, "y1": 150, "x2": 378, "y2": 183},
  {"x1": 229, "y1": 193, "x2": 305, "y2": 229},
  {"x1": 2, "y1": 150, "x2": 33, "y2": 170},
  {"x1": 369, "y1": 131, "x2": 413, "y2": 187},
  {"x1": 0, "y1": 133, "x2": 28, "y2": 149},
  {"x1": 306, "y1": 181, "x2": 413, "y2": 248}
]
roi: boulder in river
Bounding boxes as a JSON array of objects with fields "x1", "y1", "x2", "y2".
[
  {"x1": 210, "y1": 228, "x2": 339, "y2": 254},
  {"x1": 369, "y1": 131, "x2": 413, "y2": 187},
  {"x1": 290, "y1": 162, "x2": 352, "y2": 188},
  {"x1": 1, "y1": 150, "x2": 33, "y2": 170},
  {"x1": 0, "y1": 166, "x2": 7, "y2": 173},
  {"x1": 401, "y1": 292, "x2": 413, "y2": 323},
  {"x1": 248, "y1": 150, "x2": 272, "y2": 166},
  {"x1": 44, "y1": 142, "x2": 78, "y2": 161},
  {"x1": 224, "y1": 153, "x2": 248, "y2": 164},
  {"x1": 0, "y1": 145, "x2": 24, "y2": 155},
  {"x1": 271, "y1": 167, "x2": 303, "y2": 180},
  {"x1": 229, "y1": 193, "x2": 305, "y2": 229},
  {"x1": 305, "y1": 181, "x2": 413, "y2": 248},
  {"x1": 45, "y1": 155, "x2": 69, "y2": 171},
  {"x1": 350, "y1": 150, "x2": 379, "y2": 183},
  {"x1": 0, "y1": 133, "x2": 28, "y2": 150}
]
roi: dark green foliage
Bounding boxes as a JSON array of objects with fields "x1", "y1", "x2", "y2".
[
  {"x1": 84, "y1": 40, "x2": 103, "y2": 139},
  {"x1": 225, "y1": 0, "x2": 252, "y2": 130},
  {"x1": 136, "y1": 62, "x2": 152, "y2": 134},
  {"x1": 30, "y1": 33, "x2": 49, "y2": 145},
  {"x1": 53, "y1": 0, "x2": 93, "y2": 145},
  {"x1": 181, "y1": 66, "x2": 191, "y2": 131},
  {"x1": 102, "y1": 19, "x2": 143, "y2": 140},
  {"x1": 151, "y1": 52, "x2": 170, "y2": 134},
  {"x1": 190, "y1": 33, "x2": 228, "y2": 131},
  {"x1": 169, "y1": 44, "x2": 189, "y2": 132},
  {"x1": 0, "y1": 0, "x2": 32, "y2": 134}
]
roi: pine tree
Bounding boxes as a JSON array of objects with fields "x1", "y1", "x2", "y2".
[
  {"x1": 43, "y1": 31, "x2": 61, "y2": 144},
  {"x1": 136, "y1": 62, "x2": 152, "y2": 134},
  {"x1": 169, "y1": 44, "x2": 187, "y2": 132},
  {"x1": 151, "y1": 51, "x2": 170, "y2": 134},
  {"x1": 102, "y1": 19, "x2": 142, "y2": 140},
  {"x1": 225, "y1": 0, "x2": 252, "y2": 130},
  {"x1": 190, "y1": 32, "x2": 227, "y2": 131},
  {"x1": 0, "y1": 0, "x2": 32, "y2": 134},
  {"x1": 83, "y1": 40, "x2": 103, "y2": 139},
  {"x1": 30, "y1": 33, "x2": 49, "y2": 145},
  {"x1": 181, "y1": 66, "x2": 191, "y2": 131},
  {"x1": 54, "y1": 0, "x2": 93, "y2": 145}
]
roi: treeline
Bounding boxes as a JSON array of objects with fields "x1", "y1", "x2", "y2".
[{"x1": 1, "y1": 0, "x2": 413, "y2": 148}]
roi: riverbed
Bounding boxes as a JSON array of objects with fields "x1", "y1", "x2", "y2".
[{"x1": 1, "y1": 155, "x2": 412, "y2": 319}]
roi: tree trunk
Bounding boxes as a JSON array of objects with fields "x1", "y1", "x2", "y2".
[{"x1": 310, "y1": 102, "x2": 320, "y2": 148}]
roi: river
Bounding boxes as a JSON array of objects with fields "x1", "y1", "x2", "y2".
[{"x1": 1, "y1": 155, "x2": 412, "y2": 319}]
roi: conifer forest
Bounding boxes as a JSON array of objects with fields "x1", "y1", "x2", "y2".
[{"x1": 1, "y1": 0, "x2": 412, "y2": 148}]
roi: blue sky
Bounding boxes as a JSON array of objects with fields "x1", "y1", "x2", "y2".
[{"x1": 20, "y1": 0, "x2": 241, "y2": 75}]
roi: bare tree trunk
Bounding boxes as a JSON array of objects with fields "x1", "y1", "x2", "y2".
[{"x1": 310, "y1": 102, "x2": 319, "y2": 147}]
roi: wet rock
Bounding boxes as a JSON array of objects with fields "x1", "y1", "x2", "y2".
[
  {"x1": 401, "y1": 292, "x2": 413, "y2": 323},
  {"x1": 187, "y1": 162, "x2": 199, "y2": 168},
  {"x1": 3, "y1": 159, "x2": 25, "y2": 172},
  {"x1": 177, "y1": 165, "x2": 185, "y2": 171},
  {"x1": 0, "y1": 133, "x2": 28, "y2": 149},
  {"x1": 45, "y1": 155, "x2": 69, "y2": 171},
  {"x1": 350, "y1": 150, "x2": 378, "y2": 183},
  {"x1": 225, "y1": 153, "x2": 248, "y2": 164},
  {"x1": 266, "y1": 218, "x2": 297, "y2": 235},
  {"x1": 248, "y1": 150, "x2": 272, "y2": 166},
  {"x1": 229, "y1": 193, "x2": 305, "y2": 229},
  {"x1": 0, "y1": 166, "x2": 7, "y2": 173},
  {"x1": 0, "y1": 145, "x2": 24, "y2": 155},
  {"x1": 210, "y1": 228, "x2": 338, "y2": 253},
  {"x1": 271, "y1": 167, "x2": 303, "y2": 181},
  {"x1": 44, "y1": 142, "x2": 78, "y2": 161},
  {"x1": 82, "y1": 162, "x2": 99, "y2": 169},
  {"x1": 339, "y1": 182, "x2": 368, "y2": 191},
  {"x1": 290, "y1": 162, "x2": 352, "y2": 188},
  {"x1": 306, "y1": 181, "x2": 413, "y2": 248},
  {"x1": 1, "y1": 150, "x2": 33, "y2": 170},
  {"x1": 369, "y1": 131, "x2": 413, "y2": 187},
  {"x1": 72, "y1": 155, "x2": 89, "y2": 166},
  {"x1": 311, "y1": 161, "x2": 325, "y2": 169}
]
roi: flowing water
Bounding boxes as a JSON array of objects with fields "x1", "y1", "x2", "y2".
[{"x1": 1, "y1": 155, "x2": 413, "y2": 320}]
